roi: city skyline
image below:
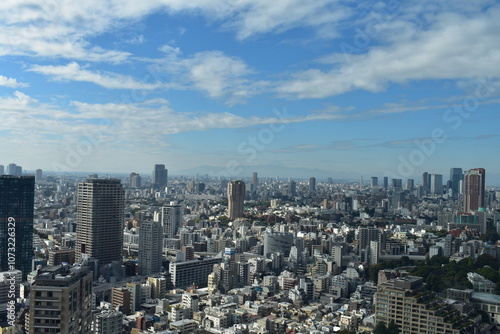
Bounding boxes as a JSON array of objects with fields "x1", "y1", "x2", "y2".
[{"x1": 1, "y1": 2, "x2": 500, "y2": 182}]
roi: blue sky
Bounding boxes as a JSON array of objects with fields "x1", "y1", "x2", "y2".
[{"x1": 1, "y1": 0, "x2": 500, "y2": 184}]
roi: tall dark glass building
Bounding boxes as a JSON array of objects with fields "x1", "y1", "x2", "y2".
[{"x1": 0, "y1": 175, "x2": 35, "y2": 279}]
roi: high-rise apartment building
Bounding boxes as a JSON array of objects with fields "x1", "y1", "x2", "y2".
[
  {"x1": 6, "y1": 163, "x2": 22, "y2": 176},
  {"x1": 0, "y1": 165, "x2": 4, "y2": 175},
  {"x1": 129, "y1": 172, "x2": 141, "y2": 188},
  {"x1": 309, "y1": 177, "x2": 316, "y2": 192},
  {"x1": 357, "y1": 227, "x2": 380, "y2": 252},
  {"x1": 138, "y1": 221, "x2": 163, "y2": 276},
  {"x1": 463, "y1": 168, "x2": 486, "y2": 212},
  {"x1": 156, "y1": 202, "x2": 182, "y2": 238},
  {"x1": 375, "y1": 276, "x2": 478, "y2": 334},
  {"x1": 28, "y1": 265, "x2": 93, "y2": 334},
  {"x1": 252, "y1": 172, "x2": 258, "y2": 191},
  {"x1": 152, "y1": 164, "x2": 168, "y2": 190},
  {"x1": 76, "y1": 178, "x2": 125, "y2": 265},
  {"x1": 0, "y1": 175, "x2": 35, "y2": 279},
  {"x1": 383, "y1": 176, "x2": 389, "y2": 190},
  {"x1": 35, "y1": 169, "x2": 43, "y2": 182},
  {"x1": 227, "y1": 180, "x2": 245, "y2": 220}
]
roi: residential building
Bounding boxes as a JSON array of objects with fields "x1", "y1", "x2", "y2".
[
  {"x1": 28, "y1": 266, "x2": 93, "y2": 334},
  {"x1": 228, "y1": 180, "x2": 245, "y2": 220},
  {"x1": 75, "y1": 178, "x2": 125, "y2": 266}
]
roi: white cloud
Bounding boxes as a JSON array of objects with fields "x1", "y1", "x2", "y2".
[
  {"x1": 0, "y1": 75, "x2": 28, "y2": 88},
  {"x1": 0, "y1": 0, "x2": 350, "y2": 62},
  {"x1": 0, "y1": 91, "x2": 344, "y2": 153},
  {"x1": 155, "y1": 49, "x2": 267, "y2": 104},
  {"x1": 29, "y1": 62, "x2": 163, "y2": 90},
  {"x1": 277, "y1": 3, "x2": 500, "y2": 99}
]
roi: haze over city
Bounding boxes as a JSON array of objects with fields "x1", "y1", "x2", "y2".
[{"x1": 1, "y1": 1, "x2": 500, "y2": 183}]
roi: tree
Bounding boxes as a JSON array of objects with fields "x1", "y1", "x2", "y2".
[
  {"x1": 373, "y1": 321, "x2": 387, "y2": 334},
  {"x1": 387, "y1": 320, "x2": 399, "y2": 334}
]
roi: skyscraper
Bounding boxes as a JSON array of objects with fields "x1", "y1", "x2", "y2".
[
  {"x1": 309, "y1": 177, "x2": 316, "y2": 192},
  {"x1": 156, "y1": 202, "x2": 182, "y2": 238},
  {"x1": 383, "y1": 176, "x2": 388, "y2": 190},
  {"x1": 138, "y1": 221, "x2": 163, "y2": 276},
  {"x1": 152, "y1": 164, "x2": 168, "y2": 190},
  {"x1": 129, "y1": 172, "x2": 142, "y2": 188},
  {"x1": 0, "y1": 165, "x2": 4, "y2": 175},
  {"x1": 370, "y1": 177, "x2": 378, "y2": 188},
  {"x1": 35, "y1": 168, "x2": 43, "y2": 182},
  {"x1": 430, "y1": 174, "x2": 443, "y2": 195},
  {"x1": 0, "y1": 175, "x2": 34, "y2": 279},
  {"x1": 406, "y1": 178, "x2": 414, "y2": 191},
  {"x1": 76, "y1": 178, "x2": 125, "y2": 265},
  {"x1": 252, "y1": 172, "x2": 258, "y2": 191},
  {"x1": 463, "y1": 168, "x2": 486, "y2": 212},
  {"x1": 228, "y1": 180, "x2": 245, "y2": 220},
  {"x1": 422, "y1": 172, "x2": 430, "y2": 194},
  {"x1": 449, "y1": 168, "x2": 463, "y2": 195}
]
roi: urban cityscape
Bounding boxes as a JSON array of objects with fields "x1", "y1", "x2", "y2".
[
  {"x1": 1, "y1": 162, "x2": 500, "y2": 333},
  {"x1": 2, "y1": 1, "x2": 500, "y2": 334}
]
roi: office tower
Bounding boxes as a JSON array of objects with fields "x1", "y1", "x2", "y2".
[
  {"x1": 35, "y1": 169, "x2": 42, "y2": 182},
  {"x1": 463, "y1": 168, "x2": 486, "y2": 212},
  {"x1": 370, "y1": 177, "x2": 378, "y2": 188},
  {"x1": 422, "y1": 172, "x2": 430, "y2": 194},
  {"x1": 156, "y1": 202, "x2": 182, "y2": 238},
  {"x1": 138, "y1": 221, "x2": 163, "y2": 276},
  {"x1": 383, "y1": 176, "x2": 388, "y2": 190},
  {"x1": 449, "y1": 168, "x2": 463, "y2": 195},
  {"x1": 375, "y1": 276, "x2": 478, "y2": 334},
  {"x1": 0, "y1": 165, "x2": 3, "y2": 175},
  {"x1": 152, "y1": 164, "x2": 168, "y2": 190},
  {"x1": 227, "y1": 180, "x2": 245, "y2": 220},
  {"x1": 252, "y1": 172, "x2": 258, "y2": 191},
  {"x1": 75, "y1": 178, "x2": 125, "y2": 265},
  {"x1": 430, "y1": 174, "x2": 443, "y2": 195},
  {"x1": 406, "y1": 178, "x2": 414, "y2": 191},
  {"x1": 0, "y1": 175, "x2": 34, "y2": 279},
  {"x1": 28, "y1": 266, "x2": 93, "y2": 334},
  {"x1": 129, "y1": 172, "x2": 142, "y2": 188},
  {"x1": 309, "y1": 177, "x2": 316, "y2": 192},
  {"x1": 93, "y1": 310, "x2": 123, "y2": 334},
  {"x1": 360, "y1": 176, "x2": 363, "y2": 190}
]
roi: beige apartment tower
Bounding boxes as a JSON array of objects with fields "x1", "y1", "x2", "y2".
[
  {"x1": 227, "y1": 180, "x2": 245, "y2": 220},
  {"x1": 76, "y1": 178, "x2": 125, "y2": 265},
  {"x1": 28, "y1": 266, "x2": 93, "y2": 334}
]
